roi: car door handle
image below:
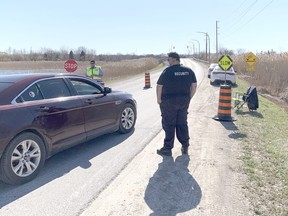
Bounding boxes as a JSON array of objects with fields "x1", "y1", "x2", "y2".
[
  {"x1": 39, "y1": 106, "x2": 50, "y2": 111},
  {"x1": 84, "y1": 99, "x2": 93, "y2": 105}
]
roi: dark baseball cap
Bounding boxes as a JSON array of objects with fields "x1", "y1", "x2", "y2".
[{"x1": 168, "y1": 52, "x2": 180, "y2": 61}]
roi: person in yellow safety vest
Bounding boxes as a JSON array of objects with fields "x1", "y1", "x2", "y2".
[{"x1": 85, "y1": 60, "x2": 104, "y2": 82}]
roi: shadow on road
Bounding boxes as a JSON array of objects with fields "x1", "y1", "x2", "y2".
[
  {"x1": 0, "y1": 130, "x2": 134, "y2": 208},
  {"x1": 144, "y1": 155, "x2": 202, "y2": 216}
]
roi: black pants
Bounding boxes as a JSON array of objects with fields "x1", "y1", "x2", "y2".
[{"x1": 160, "y1": 97, "x2": 191, "y2": 149}]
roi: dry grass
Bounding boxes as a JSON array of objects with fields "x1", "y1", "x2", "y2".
[
  {"x1": 0, "y1": 57, "x2": 162, "y2": 83},
  {"x1": 97, "y1": 58, "x2": 162, "y2": 81},
  {"x1": 233, "y1": 54, "x2": 288, "y2": 103}
]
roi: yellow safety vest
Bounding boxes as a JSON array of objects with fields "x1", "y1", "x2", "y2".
[{"x1": 86, "y1": 66, "x2": 103, "y2": 80}]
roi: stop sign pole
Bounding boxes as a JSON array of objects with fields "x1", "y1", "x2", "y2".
[{"x1": 64, "y1": 59, "x2": 78, "y2": 72}]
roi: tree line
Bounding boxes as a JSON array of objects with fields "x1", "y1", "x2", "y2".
[{"x1": 0, "y1": 47, "x2": 164, "y2": 62}]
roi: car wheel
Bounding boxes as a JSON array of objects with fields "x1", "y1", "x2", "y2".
[
  {"x1": 0, "y1": 132, "x2": 46, "y2": 185},
  {"x1": 210, "y1": 80, "x2": 214, "y2": 85},
  {"x1": 118, "y1": 103, "x2": 136, "y2": 134}
]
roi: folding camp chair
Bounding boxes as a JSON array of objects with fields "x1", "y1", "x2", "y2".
[
  {"x1": 233, "y1": 86, "x2": 259, "y2": 111},
  {"x1": 233, "y1": 92, "x2": 245, "y2": 109}
]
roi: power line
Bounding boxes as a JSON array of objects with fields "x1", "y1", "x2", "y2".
[
  {"x1": 223, "y1": 0, "x2": 275, "y2": 39},
  {"x1": 224, "y1": 0, "x2": 259, "y2": 34},
  {"x1": 237, "y1": 0, "x2": 275, "y2": 31},
  {"x1": 230, "y1": 0, "x2": 249, "y2": 14}
]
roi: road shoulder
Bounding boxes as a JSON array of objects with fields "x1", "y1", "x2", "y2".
[{"x1": 81, "y1": 70, "x2": 252, "y2": 216}]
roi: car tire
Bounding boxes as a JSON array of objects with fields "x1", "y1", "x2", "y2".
[
  {"x1": 0, "y1": 132, "x2": 46, "y2": 185},
  {"x1": 118, "y1": 103, "x2": 136, "y2": 134}
]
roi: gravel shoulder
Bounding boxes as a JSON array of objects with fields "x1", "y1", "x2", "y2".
[{"x1": 80, "y1": 73, "x2": 253, "y2": 216}]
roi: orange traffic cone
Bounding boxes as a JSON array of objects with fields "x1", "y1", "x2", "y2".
[
  {"x1": 213, "y1": 84, "x2": 236, "y2": 121},
  {"x1": 143, "y1": 72, "x2": 151, "y2": 89}
]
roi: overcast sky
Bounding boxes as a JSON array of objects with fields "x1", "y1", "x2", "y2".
[{"x1": 0, "y1": 0, "x2": 282, "y2": 55}]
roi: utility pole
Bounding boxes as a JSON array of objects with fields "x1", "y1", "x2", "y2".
[
  {"x1": 207, "y1": 34, "x2": 210, "y2": 64},
  {"x1": 216, "y1": 21, "x2": 220, "y2": 59},
  {"x1": 190, "y1": 39, "x2": 200, "y2": 59},
  {"x1": 198, "y1": 32, "x2": 210, "y2": 63},
  {"x1": 188, "y1": 42, "x2": 195, "y2": 57}
]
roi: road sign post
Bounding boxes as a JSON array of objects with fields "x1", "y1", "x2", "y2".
[
  {"x1": 244, "y1": 52, "x2": 258, "y2": 72},
  {"x1": 64, "y1": 59, "x2": 78, "y2": 72},
  {"x1": 218, "y1": 55, "x2": 233, "y2": 85},
  {"x1": 214, "y1": 55, "x2": 236, "y2": 122}
]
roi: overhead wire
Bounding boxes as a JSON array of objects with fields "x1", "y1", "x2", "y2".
[
  {"x1": 222, "y1": 0, "x2": 259, "y2": 37},
  {"x1": 230, "y1": 0, "x2": 249, "y2": 15},
  {"x1": 222, "y1": 0, "x2": 275, "y2": 39},
  {"x1": 229, "y1": 0, "x2": 258, "y2": 26},
  {"x1": 235, "y1": 0, "x2": 275, "y2": 31}
]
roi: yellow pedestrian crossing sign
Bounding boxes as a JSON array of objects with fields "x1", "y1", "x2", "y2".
[
  {"x1": 244, "y1": 52, "x2": 258, "y2": 72},
  {"x1": 246, "y1": 64, "x2": 255, "y2": 72},
  {"x1": 218, "y1": 55, "x2": 233, "y2": 71},
  {"x1": 244, "y1": 52, "x2": 258, "y2": 64}
]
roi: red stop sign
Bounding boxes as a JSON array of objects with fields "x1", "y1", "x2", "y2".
[{"x1": 64, "y1": 59, "x2": 78, "y2": 72}]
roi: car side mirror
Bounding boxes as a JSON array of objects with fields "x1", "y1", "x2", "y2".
[{"x1": 104, "y1": 87, "x2": 112, "y2": 94}]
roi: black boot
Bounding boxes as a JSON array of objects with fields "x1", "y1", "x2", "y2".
[{"x1": 157, "y1": 147, "x2": 172, "y2": 156}]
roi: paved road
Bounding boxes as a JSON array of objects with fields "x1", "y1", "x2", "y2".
[
  {"x1": 0, "y1": 58, "x2": 204, "y2": 216},
  {"x1": 2, "y1": 59, "x2": 250, "y2": 216}
]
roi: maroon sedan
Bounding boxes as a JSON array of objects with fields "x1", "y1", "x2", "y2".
[{"x1": 0, "y1": 73, "x2": 137, "y2": 185}]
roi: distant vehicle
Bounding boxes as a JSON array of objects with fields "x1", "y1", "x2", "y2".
[
  {"x1": 0, "y1": 73, "x2": 137, "y2": 185},
  {"x1": 210, "y1": 65, "x2": 236, "y2": 86},
  {"x1": 208, "y1": 63, "x2": 218, "y2": 78}
]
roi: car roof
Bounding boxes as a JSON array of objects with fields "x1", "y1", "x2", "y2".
[
  {"x1": 0, "y1": 72, "x2": 83, "y2": 82},
  {"x1": 0, "y1": 73, "x2": 85, "y2": 105}
]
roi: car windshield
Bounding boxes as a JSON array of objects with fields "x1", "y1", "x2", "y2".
[{"x1": 0, "y1": 82, "x2": 13, "y2": 92}]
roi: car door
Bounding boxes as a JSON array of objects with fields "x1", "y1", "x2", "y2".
[
  {"x1": 67, "y1": 78, "x2": 118, "y2": 139},
  {"x1": 17, "y1": 78, "x2": 86, "y2": 154}
]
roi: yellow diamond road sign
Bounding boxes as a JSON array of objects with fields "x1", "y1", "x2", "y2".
[
  {"x1": 218, "y1": 55, "x2": 233, "y2": 71},
  {"x1": 244, "y1": 52, "x2": 258, "y2": 63}
]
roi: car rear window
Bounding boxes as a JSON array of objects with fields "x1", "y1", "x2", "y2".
[
  {"x1": 16, "y1": 84, "x2": 44, "y2": 102},
  {"x1": 37, "y1": 78, "x2": 71, "y2": 99},
  {"x1": 214, "y1": 66, "x2": 234, "y2": 72},
  {"x1": 16, "y1": 78, "x2": 71, "y2": 103}
]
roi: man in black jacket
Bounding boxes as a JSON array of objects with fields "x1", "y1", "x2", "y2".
[{"x1": 156, "y1": 52, "x2": 197, "y2": 156}]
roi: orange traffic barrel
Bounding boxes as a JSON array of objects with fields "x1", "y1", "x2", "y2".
[
  {"x1": 143, "y1": 72, "x2": 151, "y2": 89},
  {"x1": 213, "y1": 84, "x2": 236, "y2": 121}
]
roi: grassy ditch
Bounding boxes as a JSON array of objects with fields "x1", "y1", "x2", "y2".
[
  {"x1": 232, "y1": 54, "x2": 288, "y2": 104},
  {"x1": 233, "y1": 79, "x2": 288, "y2": 215}
]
